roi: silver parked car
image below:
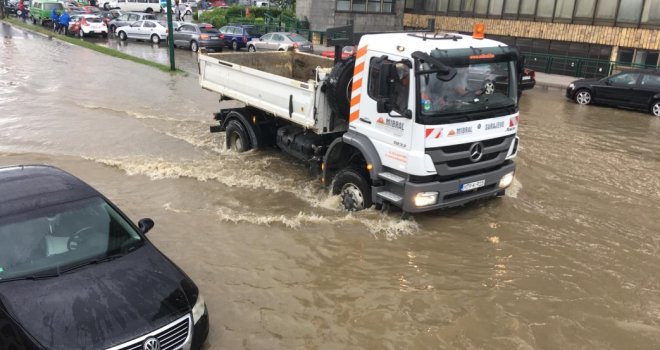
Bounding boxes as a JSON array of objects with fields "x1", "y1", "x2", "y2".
[
  {"x1": 246, "y1": 31, "x2": 313, "y2": 53},
  {"x1": 108, "y1": 11, "x2": 156, "y2": 33}
]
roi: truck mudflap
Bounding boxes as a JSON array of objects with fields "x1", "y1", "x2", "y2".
[{"x1": 384, "y1": 162, "x2": 516, "y2": 213}]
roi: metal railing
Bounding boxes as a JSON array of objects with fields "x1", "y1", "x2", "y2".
[{"x1": 522, "y1": 52, "x2": 659, "y2": 78}]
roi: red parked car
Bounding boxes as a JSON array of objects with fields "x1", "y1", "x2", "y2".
[{"x1": 320, "y1": 45, "x2": 355, "y2": 60}]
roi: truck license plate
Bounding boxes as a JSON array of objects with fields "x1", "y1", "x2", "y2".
[{"x1": 460, "y1": 180, "x2": 485, "y2": 192}]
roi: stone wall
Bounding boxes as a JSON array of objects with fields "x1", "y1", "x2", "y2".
[{"x1": 404, "y1": 14, "x2": 660, "y2": 50}]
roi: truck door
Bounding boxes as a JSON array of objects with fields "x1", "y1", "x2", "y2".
[{"x1": 350, "y1": 50, "x2": 413, "y2": 172}]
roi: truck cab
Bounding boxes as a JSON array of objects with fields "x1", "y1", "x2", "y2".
[{"x1": 323, "y1": 31, "x2": 520, "y2": 213}]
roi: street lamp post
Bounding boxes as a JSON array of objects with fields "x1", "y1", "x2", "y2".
[{"x1": 165, "y1": 0, "x2": 175, "y2": 71}]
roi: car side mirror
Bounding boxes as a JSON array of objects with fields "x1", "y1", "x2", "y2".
[
  {"x1": 138, "y1": 218, "x2": 155, "y2": 234},
  {"x1": 604, "y1": 79, "x2": 611, "y2": 85}
]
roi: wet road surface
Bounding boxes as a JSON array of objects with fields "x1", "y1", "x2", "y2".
[{"x1": 2, "y1": 22, "x2": 660, "y2": 349}]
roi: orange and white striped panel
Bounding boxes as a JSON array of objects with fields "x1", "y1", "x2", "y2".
[{"x1": 349, "y1": 45, "x2": 369, "y2": 123}]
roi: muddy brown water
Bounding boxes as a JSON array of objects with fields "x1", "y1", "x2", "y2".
[{"x1": 1, "y1": 23, "x2": 660, "y2": 349}]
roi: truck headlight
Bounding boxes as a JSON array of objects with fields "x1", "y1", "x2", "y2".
[
  {"x1": 192, "y1": 294, "x2": 206, "y2": 324},
  {"x1": 568, "y1": 83, "x2": 575, "y2": 90},
  {"x1": 414, "y1": 192, "x2": 438, "y2": 207},
  {"x1": 499, "y1": 172, "x2": 515, "y2": 189}
]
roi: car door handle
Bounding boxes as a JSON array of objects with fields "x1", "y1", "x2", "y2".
[{"x1": 359, "y1": 118, "x2": 371, "y2": 124}]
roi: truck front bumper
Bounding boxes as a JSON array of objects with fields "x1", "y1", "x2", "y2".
[{"x1": 398, "y1": 161, "x2": 516, "y2": 213}]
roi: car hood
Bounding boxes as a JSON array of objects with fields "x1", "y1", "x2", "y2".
[{"x1": 0, "y1": 244, "x2": 192, "y2": 350}]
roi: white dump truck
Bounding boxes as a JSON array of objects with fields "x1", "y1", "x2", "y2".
[{"x1": 199, "y1": 25, "x2": 522, "y2": 215}]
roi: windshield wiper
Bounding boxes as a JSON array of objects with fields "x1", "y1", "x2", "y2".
[
  {"x1": 0, "y1": 267, "x2": 62, "y2": 283},
  {"x1": 58, "y1": 253, "x2": 127, "y2": 274}
]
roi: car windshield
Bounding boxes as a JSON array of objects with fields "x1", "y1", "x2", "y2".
[
  {"x1": 0, "y1": 197, "x2": 143, "y2": 281},
  {"x1": 85, "y1": 17, "x2": 102, "y2": 22},
  {"x1": 244, "y1": 27, "x2": 258, "y2": 36},
  {"x1": 200, "y1": 27, "x2": 218, "y2": 33},
  {"x1": 144, "y1": 14, "x2": 156, "y2": 19},
  {"x1": 287, "y1": 33, "x2": 307, "y2": 42},
  {"x1": 416, "y1": 49, "x2": 518, "y2": 120},
  {"x1": 44, "y1": 3, "x2": 62, "y2": 10}
]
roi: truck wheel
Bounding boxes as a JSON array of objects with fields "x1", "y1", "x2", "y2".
[
  {"x1": 226, "y1": 120, "x2": 251, "y2": 152},
  {"x1": 332, "y1": 168, "x2": 372, "y2": 211},
  {"x1": 326, "y1": 55, "x2": 355, "y2": 119}
]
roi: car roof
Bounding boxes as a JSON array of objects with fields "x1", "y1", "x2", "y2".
[{"x1": 0, "y1": 165, "x2": 100, "y2": 218}]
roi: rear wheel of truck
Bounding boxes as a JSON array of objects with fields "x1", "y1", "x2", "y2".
[
  {"x1": 332, "y1": 168, "x2": 372, "y2": 211},
  {"x1": 326, "y1": 55, "x2": 355, "y2": 119},
  {"x1": 226, "y1": 120, "x2": 251, "y2": 152}
]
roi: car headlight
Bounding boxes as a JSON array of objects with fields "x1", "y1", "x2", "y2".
[
  {"x1": 414, "y1": 192, "x2": 438, "y2": 207},
  {"x1": 192, "y1": 293, "x2": 206, "y2": 324},
  {"x1": 568, "y1": 83, "x2": 575, "y2": 89},
  {"x1": 499, "y1": 172, "x2": 515, "y2": 189}
]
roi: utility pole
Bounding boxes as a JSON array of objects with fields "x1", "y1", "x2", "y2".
[{"x1": 165, "y1": 0, "x2": 175, "y2": 71}]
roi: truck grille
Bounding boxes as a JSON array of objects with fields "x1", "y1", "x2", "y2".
[
  {"x1": 106, "y1": 314, "x2": 191, "y2": 350},
  {"x1": 425, "y1": 135, "x2": 514, "y2": 179}
]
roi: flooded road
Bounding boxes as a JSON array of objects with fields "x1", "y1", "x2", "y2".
[{"x1": 2, "y1": 22, "x2": 660, "y2": 349}]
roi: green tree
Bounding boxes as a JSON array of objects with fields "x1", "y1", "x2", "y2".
[{"x1": 271, "y1": 0, "x2": 294, "y2": 10}]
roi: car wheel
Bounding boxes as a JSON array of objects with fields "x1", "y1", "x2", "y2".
[
  {"x1": 151, "y1": 34, "x2": 160, "y2": 44},
  {"x1": 109, "y1": 24, "x2": 116, "y2": 33},
  {"x1": 232, "y1": 40, "x2": 238, "y2": 51},
  {"x1": 186, "y1": 10, "x2": 191, "y2": 15},
  {"x1": 79, "y1": 28, "x2": 84, "y2": 38},
  {"x1": 102, "y1": 32, "x2": 108, "y2": 38},
  {"x1": 332, "y1": 168, "x2": 372, "y2": 211},
  {"x1": 190, "y1": 40, "x2": 199, "y2": 52},
  {"x1": 248, "y1": 45, "x2": 255, "y2": 52},
  {"x1": 118, "y1": 31, "x2": 127, "y2": 40},
  {"x1": 145, "y1": 7, "x2": 153, "y2": 13},
  {"x1": 225, "y1": 120, "x2": 251, "y2": 152},
  {"x1": 574, "y1": 89, "x2": 592, "y2": 105},
  {"x1": 651, "y1": 100, "x2": 660, "y2": 117}
]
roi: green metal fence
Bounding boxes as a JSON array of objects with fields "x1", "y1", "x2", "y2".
[{"x1": 522, "y1": 52, "x2": 659, "y2": 78}]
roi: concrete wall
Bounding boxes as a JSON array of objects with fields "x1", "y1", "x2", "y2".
[
  {"x1": 403, "y1": 14, "x2": 660, "y2": 51},
  {"x1": 297, "y1": 0, "x2": 404, "y2": 33}
]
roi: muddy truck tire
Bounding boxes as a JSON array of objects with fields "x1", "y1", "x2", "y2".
[{"x1": 326, "y1": 56, "x2": 355, "y2": 120}]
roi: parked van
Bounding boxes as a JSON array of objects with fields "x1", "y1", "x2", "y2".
[
  {"x1": 29, "y1": 0, "x2": 63, "y2": 25},
  {"x1": 103, "y1": 0, "x2": 160, "y2": 13}
]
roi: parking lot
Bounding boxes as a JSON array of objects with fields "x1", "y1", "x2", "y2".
[{"x1": 1, "y1": 21, "x2": 660, "y2": 349}]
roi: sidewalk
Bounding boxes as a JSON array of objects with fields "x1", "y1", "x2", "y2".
[{"x1": 534, "y1": 72, "x2": 575, "y2": 89}]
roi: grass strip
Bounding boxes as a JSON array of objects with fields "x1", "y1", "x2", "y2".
[{"x1": 3, "y1": 17, "x2": 180, "y2": 73}]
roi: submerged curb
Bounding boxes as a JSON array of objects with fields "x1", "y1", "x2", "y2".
[{"x1": 1, "y1": 17, "x2": 180, "y2": 73}]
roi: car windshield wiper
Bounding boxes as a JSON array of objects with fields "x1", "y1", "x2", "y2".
[
  {"x1": 58, "y1": 252, "x2": 127, "y2": 274},
  {"x1": 0, "y1": 268, "x2": 62, "y2": 283}
]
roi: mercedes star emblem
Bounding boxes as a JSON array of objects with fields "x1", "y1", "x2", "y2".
[{"x1": 469, "y1": 142, "x2": 484, "y2": 163}]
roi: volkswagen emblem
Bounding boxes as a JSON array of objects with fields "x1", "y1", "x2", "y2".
[
  {"x1": 469, "y1": 142, "x2": 484, "y2": 163},
  {"x1": 143, "y1": 337, "x2": 160, "y2": 350}
]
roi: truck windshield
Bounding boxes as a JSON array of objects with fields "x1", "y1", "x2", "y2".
[{"x1": 416, "y1": 53, "x2": 518, "y2": 121}]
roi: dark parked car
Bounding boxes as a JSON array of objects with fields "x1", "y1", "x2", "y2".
[
  {"x1": 218, "y1": 24, "x2": 261, "y2": 51},
  {"x1": 566, "y1": 69, "x2": 660, "y2": 116},
  {"x1": 173, "y1": 23, "x2": 223, "y2": 52},
  {"x1": 519, "y1": 67, "x2": 536, "y2": 92},
  {"x1": 0, "y1": 165, "x2": 209, "y2": 350}
]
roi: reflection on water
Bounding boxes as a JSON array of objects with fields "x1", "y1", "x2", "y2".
[{"x1": 1, "y1": 21, "x2": 660, "y2": 349}]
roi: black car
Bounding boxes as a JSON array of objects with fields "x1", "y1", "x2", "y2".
[
  {"x1": 519, "y1": 68, "x2": 536, "y2": 92},
  {"x1": 0, "y1": 165, "x2": 209, "y2": 350},
  {"x1": 566, "y1": 69, "x2": 660, "y2": 117}
]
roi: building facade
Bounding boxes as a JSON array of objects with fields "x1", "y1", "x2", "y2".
[
  {"x1": 404, "y1": 0, "x2": 660, "y2": 77},
  {"x1": 296, "y1": 0, "x2": 404, "y2": 33}
]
